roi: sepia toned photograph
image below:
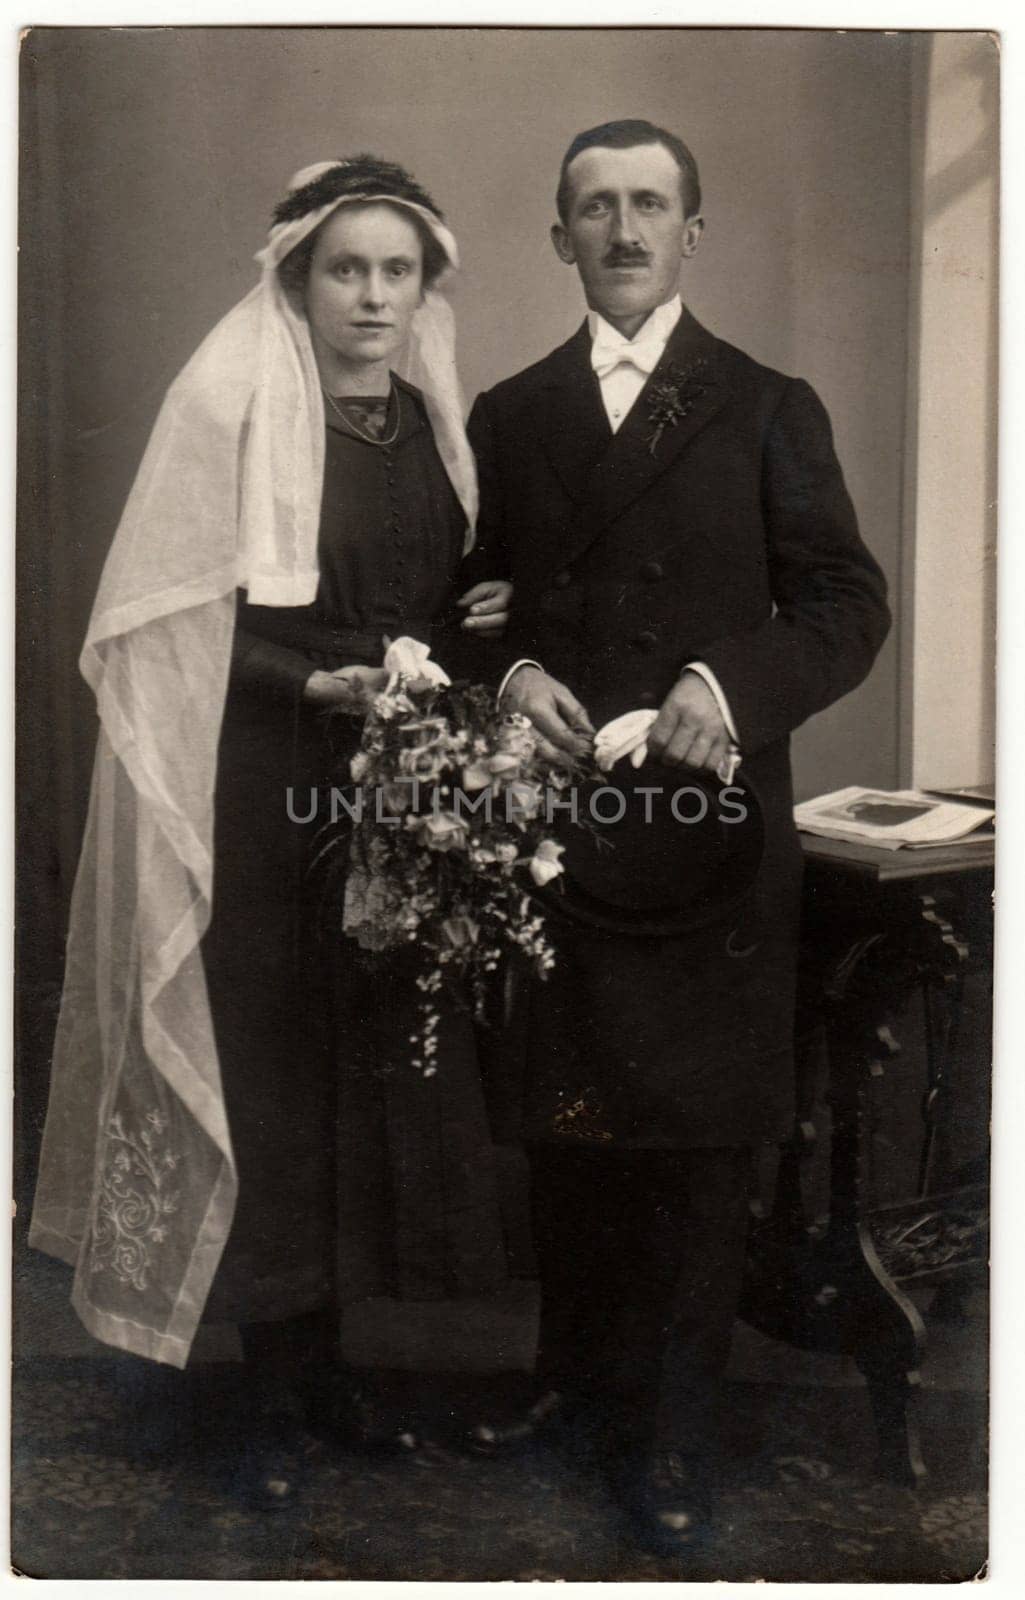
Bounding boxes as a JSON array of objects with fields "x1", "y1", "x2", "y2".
[{"x1": 13, "y1": 23, "x2": 997, "y2": 1581}]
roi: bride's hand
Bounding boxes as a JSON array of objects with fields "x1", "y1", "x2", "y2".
[
  {"x1": 303, "y1": 665, "x2": 390, "y2": 708},
  {"x1": 457, "y1": 579, "x2": 513, "y2": 637}
]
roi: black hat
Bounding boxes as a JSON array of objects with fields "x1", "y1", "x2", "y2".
[{"x1": 532, "y1": 757, "x2": 763, "y2": 938}]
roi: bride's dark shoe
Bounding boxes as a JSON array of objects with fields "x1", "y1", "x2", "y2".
[
  {"x1": 349, "y1": 1385, "x2": 424, "y2": 1453},
  {"x1": 314, "y1": 1373, "x2": 425, "y2": 1455},
  {"x1": 232, "y1": 1413, "x2": 309, "y2": 1512}
]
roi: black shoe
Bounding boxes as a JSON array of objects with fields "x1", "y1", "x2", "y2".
[
  {"x1": 349, "y1": 1386, "x2": 424, "y2": 1454},
  {"x1": 614, "y1": 1449, "x2": 711, "y2": 1557},
  {"x1": 231, "y1": 1415, "x2": 309, "y2": 1513},
  {"x1": 313, "y1": 1374, "x2": 425, "y2": 1455},
  {"x1": 466, "y1": 1388, "x2": 567, "y2": 1457}
]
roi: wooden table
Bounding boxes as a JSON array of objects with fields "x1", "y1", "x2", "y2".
[{"x1": 740, "y1": 832, "x2": 993, "y2": 1483}]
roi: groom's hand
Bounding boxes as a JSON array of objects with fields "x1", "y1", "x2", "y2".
[
  {"x1": 502, "y1": 665, "x2": 594, "y2": 758},
  {"x1": 647, "y1": 670, "x2": 731, "y2": 771},
  {"x1": 457, "y1": 579, "x2": 513, "y2": 637}
]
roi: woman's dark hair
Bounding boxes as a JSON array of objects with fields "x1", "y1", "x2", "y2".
[
  {"x1": 275, "y1": 154, "x2": 449, "y2": 295},
  {"x1": 555, "y1": 120, "x2": 702, "y2": 223}
]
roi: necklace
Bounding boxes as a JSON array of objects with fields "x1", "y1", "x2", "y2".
[{"x1": 324, "y1": 382, "x2": 401, "y2": 447}]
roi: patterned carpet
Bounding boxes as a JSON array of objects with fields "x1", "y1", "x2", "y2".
[{"x1": 11, "y1": 1357, "x2": 986, "y2": 1581}]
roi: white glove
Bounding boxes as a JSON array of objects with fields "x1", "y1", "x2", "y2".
[
  {"x1": 594, "y1": 708, "x2": 742, "y2": 784},
  {"x1": 593, "y1": 709, "x2": 658, "y2": 773}
]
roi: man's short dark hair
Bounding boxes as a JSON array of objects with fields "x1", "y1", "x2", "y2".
[{"x1": 556, "y1": 120, "x2": 702, "y2": 224}]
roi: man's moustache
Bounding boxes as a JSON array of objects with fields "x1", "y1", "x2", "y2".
[{"x1": 603, "y1": 252, "x2": 651, "y2": 268}]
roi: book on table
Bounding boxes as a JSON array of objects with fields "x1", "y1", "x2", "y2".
[{"x1": 794, "y1": 786, "x2": 995, "y2": 851}]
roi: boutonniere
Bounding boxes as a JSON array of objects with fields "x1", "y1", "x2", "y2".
[{"x1": 646, "y1": 358, "x2": 713, "y2": 455}]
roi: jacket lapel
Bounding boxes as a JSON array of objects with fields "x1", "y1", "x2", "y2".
[
  {"x1": 582, "y1": 306, "x2": 727, "y2": 531},
  {"x1": 538, "y1": 308, "x2": 729, "y2": 579},
  {"x1": 533, "y1": 323, "x2": 612, "y2": 505}
]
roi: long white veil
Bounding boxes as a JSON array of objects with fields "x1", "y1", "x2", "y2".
[{"x1": 28, "y1": 169, "x2": 477, "y2": 1365}]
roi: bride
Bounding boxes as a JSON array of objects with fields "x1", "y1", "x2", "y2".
[{"x1": 30, "y1": 154, "x2": 513, "y2": 1507}]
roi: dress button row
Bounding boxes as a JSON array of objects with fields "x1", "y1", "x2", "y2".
[{"x1": 633, "y1": 630, "x2": 658, "y2": 652}]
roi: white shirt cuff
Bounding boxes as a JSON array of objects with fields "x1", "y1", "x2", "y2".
[
  {"x1": 498, "y1": 658, "x2": 543, "y2": 701},
  {"x1": 681, "y1": 660, "x2": 740, "y2": 745}
]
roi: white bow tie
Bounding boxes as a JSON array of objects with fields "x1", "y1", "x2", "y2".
[
  {"x1": 588, "y1": 328, "x2": 668, "y2": 380},
  {"x1": 590, "y1": 330, "x2": 665, "y2": 381}
]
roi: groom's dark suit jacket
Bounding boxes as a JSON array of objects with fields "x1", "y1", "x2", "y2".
[{"x1": 468, "y1": 307, "x2": 890, "y2": 1149}]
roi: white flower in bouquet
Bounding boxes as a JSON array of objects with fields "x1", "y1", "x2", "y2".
[
  {"x1": 529, "y1": 839, "x2": 565, "y2": 887},
  {"x1": 468, "y1": 839, "x2": 515, "y2": 868},
  {"x1": 371, "y1": 688, "x2": 416, "y2": 721},
  {"x1": 496, "y1": 720, "x2": 538, "y2": 759},
  {"x1": 486, "y1": 751, "x2": 522, "y2": 777},
  {"x1": 416, "y1": 812, "x2": 471, "y2": 852},
  {"x1": 399, "y1": 742, "x2": 450, "y2": 780},
  {"x1": 461, "y1": 759, "x2": 493, "y2": 791},
  {"x1": 505, "y1": 779, "x2": 544, "y2": 821}
]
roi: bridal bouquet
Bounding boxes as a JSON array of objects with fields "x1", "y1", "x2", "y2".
[{"x1": 327, "y1": 639, "x2": 578, "y2": 1075}]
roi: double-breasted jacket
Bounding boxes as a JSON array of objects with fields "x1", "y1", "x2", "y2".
[{"x1": 467, "y1": 308, "x2": 890, "y2": 1149}]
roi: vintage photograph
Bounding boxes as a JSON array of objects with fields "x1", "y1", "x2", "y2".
[{"x1": 13, "y1": 24, "x2": 996, "y2": 1581}]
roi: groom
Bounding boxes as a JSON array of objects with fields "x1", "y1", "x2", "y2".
[{"x1": 466, "y1": 120, "x2": 890, "y2": 1552}]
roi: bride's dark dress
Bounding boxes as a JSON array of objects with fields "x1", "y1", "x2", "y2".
[{"x1": 200, "y1": 377, "x2": 506, "y2": 1336}]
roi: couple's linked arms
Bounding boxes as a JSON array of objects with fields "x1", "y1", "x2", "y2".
[
  {"x1": 230, "y1": 580, "x2": 513, "y2": 709},
  {"x1": 303, "y1": 579, "x2": 513, "y2": 706}
]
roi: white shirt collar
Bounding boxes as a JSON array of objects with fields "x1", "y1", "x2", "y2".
[{"x1": 587, "y1": 294, "x2": 683, "y2": 351}]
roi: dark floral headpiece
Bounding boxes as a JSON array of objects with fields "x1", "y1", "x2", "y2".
[{"x1": 273, "y1": 155, "x2": 444, "y2": 227}]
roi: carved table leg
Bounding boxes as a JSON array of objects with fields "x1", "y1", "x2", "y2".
[
  {"x1": 814, "y1": 892, "x2": 972, "y2": 1481},
  {"x1": 917, "y1": 894, "x2": 969, "y2": 1197},
  {"x1": 745, "y1": 870, "x2": 983, "y2": 1484},
  {"x1": 743, "y1": 931, "x2": 928, "y2": 1482},
  {"x1": 823, "y1": 1002, "x2": 927, "y2": 1485}
]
